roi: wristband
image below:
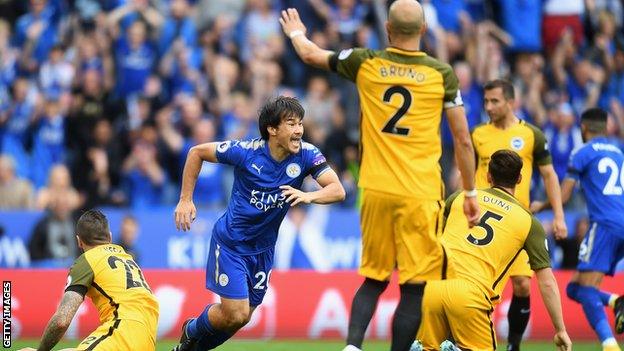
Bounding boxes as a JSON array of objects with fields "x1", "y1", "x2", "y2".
[
  {"x1": 289, "y1": 30, "x2": 304, "y2": 39},
  {"x1": 464, "y1": 189, "x2": 478, "y2": 198}
]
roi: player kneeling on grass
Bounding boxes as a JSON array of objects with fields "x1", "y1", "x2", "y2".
[
  {"x1": 414, "y1": 150, "x2": 571, "y2": 351},
  {"x1": 19, "y1": 210, "x2": 160, "y2": 351},
  {"x1": 171, "y1": 96, "x2": 345, "y2": 351}
]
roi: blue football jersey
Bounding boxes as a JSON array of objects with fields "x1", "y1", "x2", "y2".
[
  {"x1": 213, "y1": 138, "x2": 330, "y2": 254},
  {"x1": 566, "y1": 137, "x2": 624, "y2": 232}
]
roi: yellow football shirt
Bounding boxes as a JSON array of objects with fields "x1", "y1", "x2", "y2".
[
  {"x1": 441, "y1": 188, "x2": 551, "y2": 300},
  {"x1": 65, "y1": 244, "x2": 159, "y2": 327},
  {"x1": 472, "y1": 120, "x2": 552, "y2": 207},
  {"x1": 331, "y1": 47, "x2": 463, "y2": 199}
]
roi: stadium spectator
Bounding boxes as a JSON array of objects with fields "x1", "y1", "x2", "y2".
[
  {"x1": 14, "y1": 0, "x2": 59, "y2": 75},
  {"x1": 301, "y1": 75, "x2": 339, "y2": 146},
  {"x1": 220, "y1": 92, "x2": 260, "y2": 141},
  {"x1": 36, "y1": 163, "x2": 81, "y2": 211},
  {"x1": 543, "y1": 103, "x2": 584, "y2": 182},
  {"x1": 28, "y1": 195, "x2": 78, "y2": 266},
  {"x1": 0, "y1": 154, "x2": 34, "y2": 209},
  {"x1": 158, "y1": 109, "x2": 224, "y2": 207},
  {"x1": 74, "y1": 118, "x2": 124, "y2": 208},
  {"x1": 121, "y1": 126, "x2": 167, "y2": 209},
  {"x1": 322, "y1": 107, "x2": 353, "y2": 173},
  {"x1": 237, "y1": 0, "x2": 284, "y2": 63},
  {"x1": 1, "y1": 77, "x2": 37, "y2": 179},
  {"x1": 38, "y1": 44, "x2": 74, "y2": 99},
  {"x1": 110, "y1": 19, "x2": 157, "y2": 98},
  {"x1": 158, "y1": 0, "x2": 197, "y2": 55},
  {"x1": 116, "y1": 214, "x2": 140, "y2": 263},
  {"x1": 30, "y1": 96, "x2": 66, "y2": 188}
]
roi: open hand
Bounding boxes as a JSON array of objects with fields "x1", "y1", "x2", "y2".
[
  {"x1": 279, "y1": 8, "x2": 307, "y2": 38},
  {"x1": 174, "y1": 199, "x2": 197, "y2": 231}
]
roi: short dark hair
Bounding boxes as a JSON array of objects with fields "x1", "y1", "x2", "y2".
[
  {"x1": 581, "y1": 107, "x2": 607, "y2": 134},
  {"x1": 76, "y1": 210, "x2": 111, "y2": 246},
  {"x1": 488, "y1": 150, "x2": 523, "y2": 188},
  {"x1": 258, "y1": 96, "x2": 305, "y2": 140},
  {"x1": 484, "y1": 79, "x2": 515, "y2": 100}
]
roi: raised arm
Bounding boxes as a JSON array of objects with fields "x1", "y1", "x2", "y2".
[
  {"x1": 279, "y1": 8, "x2": 334, "y2": 70},
  {"x1": 280, "y1": 168, "x2": 345, "y2": 206},
  {"x1": 174, "y1": 142, "x2": 218, "y2": 231},
  {"x1": 534, "y1": 268, "x2": 572, "y2": 350},
  {"x1": 35, "y1": 291, "x2": 84, "y2": 351},
  {"x1": 446, "y1": 106, "x2": 479, "y2": 227}
]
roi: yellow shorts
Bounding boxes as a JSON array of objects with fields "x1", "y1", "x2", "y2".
[
  {"x1": 76, "y1": 319, "x2": 156, "y2": 351},
  {"x1": 417, "y1": 279, "x2": 496, "y2": 351},
  {"x1": 359, "y1": 189, "x2": 445, "y2": 284},
  {"x1": 494, "y1": 250, "x2": 534, "y2": 297}
]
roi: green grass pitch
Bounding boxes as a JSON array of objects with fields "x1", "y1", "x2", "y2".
[{"x1": 9, "y1": 339, "x2": 600, "y2": 350}]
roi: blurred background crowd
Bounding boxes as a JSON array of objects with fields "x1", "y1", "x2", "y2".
[{"x1": 0, "y1": 0, "x2": 623, "y2": 269}]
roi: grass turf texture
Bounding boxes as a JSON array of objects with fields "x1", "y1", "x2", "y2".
[{"x1": 9, "y1": 339, "x2": 601, "y2": 350}]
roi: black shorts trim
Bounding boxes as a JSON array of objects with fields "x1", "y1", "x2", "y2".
[{"x1": 85, "y1": 319, "x2": 121, "y2": 350}]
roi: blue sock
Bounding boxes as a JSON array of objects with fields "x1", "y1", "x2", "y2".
[
  {"x1": 186, "y1": 304, "x2": 234, "y2": 350},
  {"x1": 575, "y1": 285, "x2": 614, "y2": 342},
  {"x1": 186, "y1": 305, "x2": 212, "y2": 339}
]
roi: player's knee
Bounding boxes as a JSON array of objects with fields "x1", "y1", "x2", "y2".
[
  {"x1": 512, "y1": 277, "x2": 531, "y2": 297},
  {"x1": 566, "y1": 282, "x2": 580, "y2": 301}
]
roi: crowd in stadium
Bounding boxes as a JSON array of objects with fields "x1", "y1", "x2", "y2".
[{"x1": 0, "y1": 0, "x2": 623, "y2": 267}]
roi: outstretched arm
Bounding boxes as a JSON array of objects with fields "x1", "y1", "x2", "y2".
[
  {"x1": 535, "y1": 268, "x2": 572, "y2": 350},
  {"x1": 175, "y1": 142, "x2": 219, "y2": 231},
  {"x1": 279, "y1": 8, "x2": 334, "y2": 70},
  {"x1": 36, "y1": 291, "x2": 84, "y2": 351},
  {"x1": 280, "y1": 169, "x2": 346, "y2": 206}
]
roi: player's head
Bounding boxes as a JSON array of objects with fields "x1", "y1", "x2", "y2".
[
  {"x1": 76, "y1": 209, "x2": 112, "y2": 249},
  {"x1": 386, "y1": 0, "x2": 426, "y2": 43},
  {"x1": 580, "y1": 107, "x2": 607, "y2": 141},
  {"x1": 259, "y1": 96, "x2": 305, "y2": 154},
  {"x1": 484, "y1": 79, "x2": 515, "y2": 123},
  {"x1": 487, "y1": 150, "x2": 523, "y2": 189}
]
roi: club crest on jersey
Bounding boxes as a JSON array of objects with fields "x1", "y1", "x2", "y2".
[
  {"x1": 217, "y1": 141, "x2": 231, "y2": 153},
  {"x1": 286, "y1": 163, "x2": 301, "y2": 178},
  {"x1": 510, "y1": 137, "x2": 524, "y2": 151},
  {"x1": 219, "y1": 273, "x2": 229, "y2": 287}
]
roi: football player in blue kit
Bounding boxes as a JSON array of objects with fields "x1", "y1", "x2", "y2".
[
  {"x1": 171, "y1": 96, "x2": 346, "y2": 351},
  {"x1": 560, "y1": 108, "x2": 624, "y2": 351}
]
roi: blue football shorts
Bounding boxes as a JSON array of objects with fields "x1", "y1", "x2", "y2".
[
  {"x1": 577, "y1": 222, "x2": 624, "y2": 276},
  {"x1": 205, "y1": 237, "x2": 274, "y2": 306}
]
